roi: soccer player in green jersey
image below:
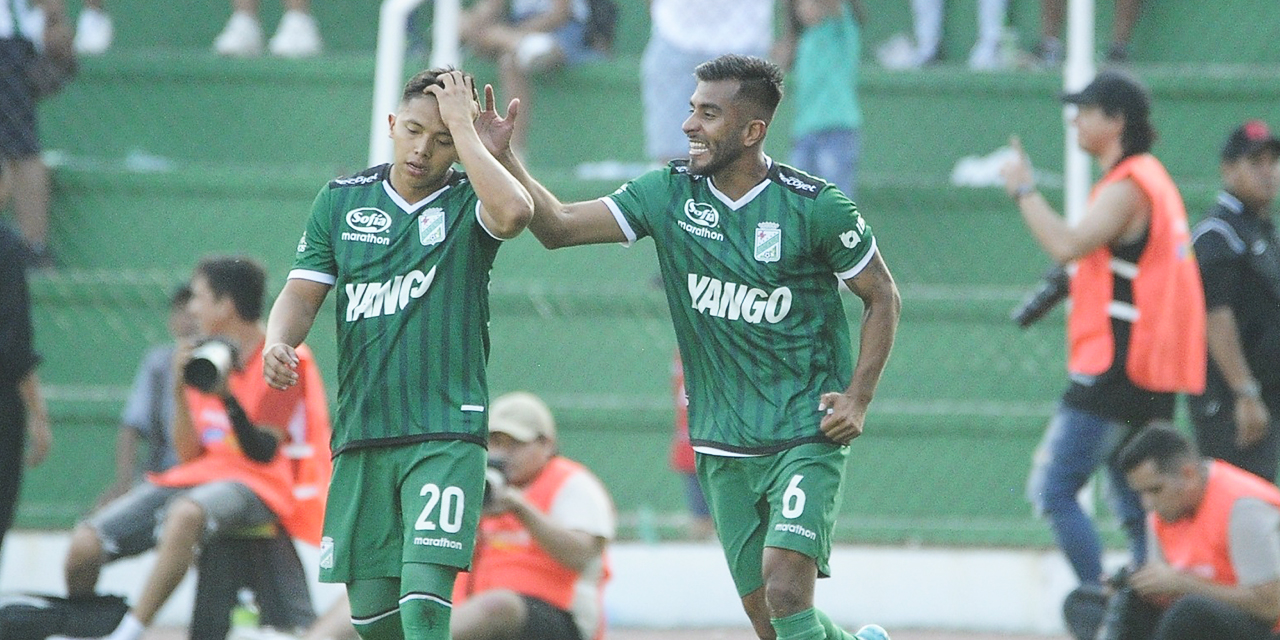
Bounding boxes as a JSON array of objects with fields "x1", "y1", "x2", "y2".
[
  {"x1": 498, "y1": 54, "x2": 901, "y2": 640},
  {"x1": 260, "y1": 68, "x2": 533, "y2": 640}
]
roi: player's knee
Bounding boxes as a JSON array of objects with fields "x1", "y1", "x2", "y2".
[
  {"x1": 351, "y1": 607, "x2": 404, "y2": 640},
  {"x1": 400, "y1": 593, "x2": 452, "y2": 638},
  {"x1": 160, "y1": 497, "x2": 206, "y2": 540},
  {"x1": 763, "y1": 580, "x2": 809, "y2": 616}
]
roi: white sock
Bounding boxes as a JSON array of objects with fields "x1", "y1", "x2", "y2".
[{"x1": 107, "y1": 613, "x2": 145, "y2": 640}]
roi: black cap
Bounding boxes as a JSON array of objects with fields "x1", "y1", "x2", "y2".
[
  {"x1": 1221, "y1": 120, "x2": 1280, "y2": 161},
  {"x1": 1060, "y1": 70, "x2": 1150, "y2": 122}
]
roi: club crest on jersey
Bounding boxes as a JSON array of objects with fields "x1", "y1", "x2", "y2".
[
  {"x1": 418, "y1": 208, "x2": 446, "y2": 246},
  {"x1": 754, "y1": 222, "x2": 781, "y2": 263}
]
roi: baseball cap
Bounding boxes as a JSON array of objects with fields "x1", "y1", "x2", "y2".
[
  {"x1": 1060, "y1": 70, "x2": 1150, "y2": 122},
  {"x1": 488, "y1": 391, "x2": 556, "y2": 442},
  {"x1": 1221, "y1": 120, "x2": 1280, "y2": 161}
]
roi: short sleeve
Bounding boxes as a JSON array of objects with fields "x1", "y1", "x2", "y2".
[
  {"x1": 810, "y1": 187, "x2": 876, "y2": 279},
  {"x1": 289, "y1": 187, "x2": 337, "y2": 285},
  {"x1": 1228, "y1": 497, "x2": 1280, "y2": 586},
  {"x1": 1192, "y1": 220, "x2": 1245, "y2": 310},
  {"x1": 602, "y1": 167, "x2": 674, "y2": 245},
  {"x1": 548, "y1": 470, "x2": 616, "y2": 540}
]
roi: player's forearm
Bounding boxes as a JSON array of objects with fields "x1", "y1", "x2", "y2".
[
  {"x1": 1205, "y1": 307, "x2": 1258, "y2": 393},
  {"x1": 495, "y1": 150, "x2": 576, "y2": 249},
  {"x1": 1017, "y1": 193, "x2": 1081, "y2": 263},
  {"x1": 846, "y1": 272, "x2": 901, "y2": 406},
  {"x1": 266, "y1": 281, "x2": 325, "y2": 349},
  {"x1": 454, "y1": 129, "x2": 533, "y2": 238}
]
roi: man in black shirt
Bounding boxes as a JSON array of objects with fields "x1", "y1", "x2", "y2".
[{"x1": 1190, "y1": 120, "x2": 1280, "y2": 482}]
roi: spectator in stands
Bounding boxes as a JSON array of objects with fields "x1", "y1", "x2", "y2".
[
  {"x1": 1116, "y1": 425, "x2": 1280, "y2": 640},
  {"x1": 73, "y1": 0, "x2": 111, "y2": 55},
  {"x1": 778, "y1": 0, "x2": 864, "y2": 199},
  {"x1": 56, "y1": 256, "x2": 331, "y2": 640},
  {"x1": 452, "y1": 391, "x2": 615, "y2": 640},
  {"x1": 1002, "y1": 70, "x2": 1206, "y2": 588},
  {"x1": 896, "y1": 0, "x2": 1008, "y2": 70},
  {"x1": 460, "y1": 0, "x2": 602, "y2": 151},
  {"x1": 213, "y1": 0, "x2": 322, "y2": 58},
  {"x1": 669, "y1": 352, "x2": 714, "y2": 539},
  {"x1": 1036, "y1": 0, "x2": 1144, "y2": 66},
  {"x1": 1189, "y1": 120, "x2": 1280, "y2": 483},
  {"x1": 93, "y1": 284, "x2": 196, "y2": 509},
  {"x1": 641, "y1": 0, "x2": 774, "y2": 163},
  {"x1": 0, "y1": 0, "x2": 69, "y2": 268},
  {"x1": 0, "y1": 223, "x2": 52, "y2": 568}
]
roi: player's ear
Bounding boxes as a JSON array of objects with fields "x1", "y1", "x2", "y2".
[
  {"x1": 743, "y1": 119, "x2": 768, "y2": 148},
  {"x1": 387, "y1": 113, "x2": 397, "y2": 138}
]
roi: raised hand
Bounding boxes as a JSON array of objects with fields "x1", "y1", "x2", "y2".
[
  {"x1": 424, "y1": 70, "x2": 481, "y2": 130},
  {"x1": 475, "y1": 83, "x2": 520, "y2": 158}
]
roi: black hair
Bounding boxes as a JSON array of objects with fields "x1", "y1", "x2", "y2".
[
  {"x1": 194, "y1": 256, "x2": 266, "y2": 322},
  {"x1": 1115, "y1": 109, "x2": 1157, "y2": 160},
  {"x1": 694, "y1": 54, "x2": 784, "y2": 121},
  {"x1": 401, "y1": 67, "x2": 478, "y2": 105},
  {"x1": 169, "y1": 282, "x2": 193, "y2": 310},
  {"x1": 1116, "y1": 425, "x2": 1199, "y2": 476}
]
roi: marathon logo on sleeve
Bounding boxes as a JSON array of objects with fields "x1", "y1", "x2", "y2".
[{"x1": 344, "y1": 267, "x2": 436, "y2": 321}]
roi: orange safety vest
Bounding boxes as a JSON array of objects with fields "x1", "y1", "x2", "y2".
[
  {"x1": 1153, "y1": 461, "x2": 1280, "y2": 631},
  {"x1": 1067, "y1": 154, "x2": 1206, "y2": 393},
  {"x1": 455, "y1": 456, "x2": 611, "y2": 640},
  {"x1": 151, "y1": 342, "x2": 332, "y2": 545}
]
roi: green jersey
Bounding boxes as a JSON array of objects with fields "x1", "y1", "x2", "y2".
[
  {"x1": 290, "y1": 164, "x2": 502, "y2": 453},
  {"x1": 606, "y1": 160, "x2": 876, "y2": 454}
]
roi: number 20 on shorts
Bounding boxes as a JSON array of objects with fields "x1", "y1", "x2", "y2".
[{"x1": 415, "y1": 483, "x2": 465, "y2": 534}]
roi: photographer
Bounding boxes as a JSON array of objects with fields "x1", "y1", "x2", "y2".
[
  {"x1": 452, "y1": 391, "x2": 615, "y2": 640},
  {"x1": 57, "y1": 256, "x2": 331, "y2": 640},
  {"x1": 1113, "y1": 425, "x2": 1280, "y2": 640},
  {"x1": 1002, "y1": 70, "x2": 1207, "y2": 589}
]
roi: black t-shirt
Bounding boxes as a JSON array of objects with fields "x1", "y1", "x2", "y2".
[
  {"x1": 1061, "y1": 229, "x2": 1177, "y2": 427},
  {"x1": 1190, "y1": 192, "x2": 1280, "y2": 403}
]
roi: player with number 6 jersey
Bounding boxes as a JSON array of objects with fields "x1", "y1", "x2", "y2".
[
  {"x1": 491, "y1": 54, "x2": 901, "y2": 640},
  {"x1": 262, "y1": 67, "x2": 533, "y2": 640}
]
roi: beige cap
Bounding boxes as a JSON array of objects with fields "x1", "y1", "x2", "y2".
[{"x1": 488, "y1": 392, "x2": 556, "y2": 442}]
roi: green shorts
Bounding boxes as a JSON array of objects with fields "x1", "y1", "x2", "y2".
[
  {"x1": 696, "y1": 442, "x2": 850, "y2": 597},
  {"x1": 319, "y1": 439, "x2": 486, "y2": 583}
]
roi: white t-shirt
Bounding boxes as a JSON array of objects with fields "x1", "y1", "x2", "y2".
[{"x1": 650, "y1": 0, "x2": 774, "y2": 55}]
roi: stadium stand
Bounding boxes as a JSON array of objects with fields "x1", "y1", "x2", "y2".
[{"x1": 14, "y1": 0, "x2": 1280, "y2": 551}]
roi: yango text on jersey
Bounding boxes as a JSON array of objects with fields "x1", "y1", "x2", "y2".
[
  {"x1": 345, "y1": 267, "x2": 437, "y2": 321},
  {"x1": 688, "y1": 274, "x2": 792, "y2": 324}
]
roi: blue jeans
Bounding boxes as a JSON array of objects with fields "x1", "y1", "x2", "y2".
[
  {"x1": 1026, "y1": 404, "x2": 1148, "y2": 584},
  {"x1": 790, "y1": 127, "x2": 860, "y2": 201}
]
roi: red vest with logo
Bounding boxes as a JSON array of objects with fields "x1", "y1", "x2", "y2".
[
  {"x1": 1067, "y1": 154, "x2": 1206, "y2": 393},
  {"x1": 1153, "y1": 460, "x2": 1280, "y2": 631},
  {"x1": 455, "y1": 456, "x2": 610, "y2": 640}
]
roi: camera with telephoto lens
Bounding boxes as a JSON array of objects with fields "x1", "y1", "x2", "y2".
[
  {"x1": 482, "y1": 458, "x2": 508, "y2": 509},
  {"x1": 182, "y1": 337, "x2": 238, "y2": 393},
  {"x1": 1011, "y1": 264, "x2": 1070, "y2": 329},
  {"x1": 1095, "y1": 567, "x2": 1163, "y2": 640}
]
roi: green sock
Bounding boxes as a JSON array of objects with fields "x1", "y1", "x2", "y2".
[
  {"x1": 814, "y1": 608, "x2": 857, "y2": 640},
  {"x1": 771, "y1": 608, "x2": 825, "y2": 640}
]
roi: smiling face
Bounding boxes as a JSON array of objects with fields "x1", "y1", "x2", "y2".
[
  {"x1": 388, "y1": 94, "x2": 459, "y2": 202},
  {"x1": 682, "y1": 79, "x2": 754, "y2": 178}
]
